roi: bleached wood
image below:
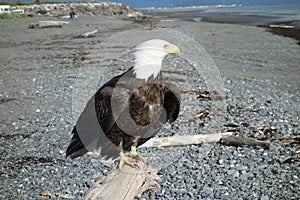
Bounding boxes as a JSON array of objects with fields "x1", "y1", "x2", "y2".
[
  {"x1": 139, "y1": 132, "x2": 233, "y2": 148},
  {"x1": 83, "y1": 160, "x2": 159, "y2": 200},
  {"x1": 83, "y1": 132, "x2": 233, "y2": 200},
  {"x1": 220, "y1": 135, "x2": 271, "y2": 149},
  {"x1": 269, "y1": 25, "x2": 294, "y2": 29},
  {"x1": 81, "y1": 29, "x2": 98, "y2": 38},
  {"x1": 38, "y1": 20, "x2": 70, "y2": 24},
  {"x1": 29, "y1": 21, "x2": 69, "y2": 29}
]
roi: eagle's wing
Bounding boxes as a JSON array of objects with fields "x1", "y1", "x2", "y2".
[{"x1": 66, "y1": 74, "x2": 131, "y2": 159}]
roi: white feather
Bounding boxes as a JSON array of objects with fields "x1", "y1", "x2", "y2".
[{"x1": 133, "y1": 39, "x2": 170, "y2": 81}]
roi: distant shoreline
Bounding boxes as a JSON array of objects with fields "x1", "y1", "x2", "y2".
[
  {"x1": 144, "y1": 7, "x2": 300, "y2": 45},
  {"x1": 141, "y1": 4, "x2": 241, "y2": 11}
]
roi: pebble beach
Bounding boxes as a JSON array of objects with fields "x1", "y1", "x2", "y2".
[{"x1": 0, "y1": 3, "x2": 299, "y2": 200}]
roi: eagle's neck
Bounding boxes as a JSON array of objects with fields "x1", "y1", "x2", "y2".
[{"x1": 133, "y1": 49, "x2": 165, "y2": 81}]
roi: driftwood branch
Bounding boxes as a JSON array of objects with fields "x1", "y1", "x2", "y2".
[
  {"x1": 83, "y1": 132, "x2": 232, "y2": 199},
  {"x1": 83, "y1": 160, "x2": 159, "y2": 200},
  {"x1": 220, "y1": 135, "x2": 271, "y2": 149},
  {"x1": 140, "y1": 132, "x2": 233, "y2": 148},
  {"x1": 29, "y1": 21, "x2": 69, "y2": 29},
  {"x1": 80, "y1": 29, "x2": 98, "y2": 38},
  {"x1": 179, "y1": 88, "x2": 227, "y2": 101}
]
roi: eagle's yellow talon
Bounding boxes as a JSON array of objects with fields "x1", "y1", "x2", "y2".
[
  {"x1": 118, "y1": 152, "x2": 137, "y2": 169},
  {"x1": 118, "y1": 145, "x2": 147, "y2": 169},
  {"x1": 130, "y1": 145, "x2": 147, "y2": 164},
  {"x1": 138, "y1": 154, "x2": 147, "y2": 164}
]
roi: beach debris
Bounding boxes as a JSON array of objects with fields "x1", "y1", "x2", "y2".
[
  {"x1": 269, "y1": 25, "x2": 294, "y2": 29},
  {"x1": 83, "y1": 132, "x2": 233, "y2": 199},
  {"x1": 82, "y1": 161, "x2": 160, "y2": 200},
  {"x1": 224, "y1": 122, "x2": 240, "y2": 128},
  {"x1": 278, "y1": 153, "x2": 299, "y2": 164},
  {"x1": 79, "y1": 29, "x2": 98, "y2": 38},
  {"x1": 220, "y1": 135, "x2": 271, "y2": 149},
  {"x1": 139, "y1": 132, "x2": 233, "y2": 148},
  {"x1": 40, "y1": 190, "x2": 75, "y2": 199},
  {"x1": 179, "y1": 109, "x2": 211, "y2": 126},
  {"x1": 178, "y1": 88, "x2": 226, "y2": 101},
  {"x1": 0, "y1": 98, "x2": 15, "y2": 104},
  {"x1": 29, "y1": 21, "x2": 69, "y2": 29},
  {"x1": 277, "y1": 135, "x2": 300, "y2": 145},
  {"x1": 257, "y1": 125, "x2": 278, "y2": 133},
  {"x1": 197, "y1": 91, "x2": 227, "y2": 101}
]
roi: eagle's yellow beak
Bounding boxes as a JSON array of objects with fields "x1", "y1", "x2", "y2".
[{"x1": 165, "y1": 44, "x2": 181, "y2": 55}]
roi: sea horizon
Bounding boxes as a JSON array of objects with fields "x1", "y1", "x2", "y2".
[
  {"x1": 1, "y1": 0, "x2": 300, "y2": 9},
  {"x1": 2, "y1": 0, "x2": 299, "y2": 19}
]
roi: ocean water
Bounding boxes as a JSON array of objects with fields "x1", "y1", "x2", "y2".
[
  {"x1": 200, "y1": 4, "x2": 300, "y2": 17},
  {"x1": 2, "y1": 0, "x2": 300, "y2": 20},
  {"x1": 190, "y1": 4, "x2": 300, "y2": 22},
  {"x1": 114, "y1": 0, "x2": 300, "y2": 9},
  {"x1": 2, "y1": 0, "x2": 300, "y2": 9}
]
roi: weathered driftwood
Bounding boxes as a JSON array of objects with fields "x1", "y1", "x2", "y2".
[
  {"x1": 220, "y1": 135, "x2": 270, "y2": 149},
  {"x1": 40, "y1": 190, "x2": 75, "y2": 199},
  {"x1": 269, "y1": 25, "x2": 294, "y2": 29},
  {"x1": 83, "y1": 133, "x2": 274, "y2": 199},
  {"x1": 29, "y1": 21, "x2": 69, "y2": 29},
  {"x1": 277, "y1": 135, "x2": 300, "y2": 145},
  {"x1": 81, "y1": 29, "x2": 98, "y2": 38},
  {"x1": 140, "y1": 132, "x2": 233, "y2": 148},
  {"x1": 83, "y1": 132, "x2": 233, "y2": 199},
  {"x1": 179, "y1": 88, "x2": 227, "y2": 101},
  {"x1": 83, "y1": 160, "x2": 160, "y2": 200}
]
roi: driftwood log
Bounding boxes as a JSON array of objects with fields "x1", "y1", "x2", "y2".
[
  {"x1": 80, "y1": 29, "x2": 98, "y2": 38},
  {"x1": 29, "y1": 21, "x2": 69, "y2": 29},
  {"x1": 220, "y1": 135, "x2": 271, "y2": 149},
  {"x1": 83, "y1": 132, "x2": 233, "y2": 200},
  {"x1": 83, "y1": 160, "x2": 159, "y2": 200},
  {"x1": 140, "y1": 132, "x2": 233, "y2": 148},
  {"x1": 82, "y1": 133, "x2": 274, "y2": 199}
]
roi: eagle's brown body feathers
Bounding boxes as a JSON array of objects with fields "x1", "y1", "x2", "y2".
[
  {"x1": 66, "y1": 68, "x2": 180, "y2": 159},
  {"x1": 66, "y1": 39, "x2": 181, "y2": 161}
]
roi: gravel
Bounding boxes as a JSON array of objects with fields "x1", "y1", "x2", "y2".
[{"x1": 1, "y1": 14, "x2": 299, "y2": 199}]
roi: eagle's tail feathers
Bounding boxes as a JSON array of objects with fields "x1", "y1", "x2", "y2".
[{"x1": 66, "y1": 127, "x2": 87, "y2": 158}]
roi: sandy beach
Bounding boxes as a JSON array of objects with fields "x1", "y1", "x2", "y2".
[{"x1": 0, "y1": 7, "x2": 299, "y2": 200}]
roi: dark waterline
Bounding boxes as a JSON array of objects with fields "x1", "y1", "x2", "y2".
[{"x1": 144, "y1": 4, "x2": 300, "y2": 44}]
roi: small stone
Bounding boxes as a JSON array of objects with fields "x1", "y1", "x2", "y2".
[
  {"x1": 260, "y1": 195, "x2": 269, "y2": 200},
  {"x1": 176, "y1": 189, "x2": 186, "y2": 194}
]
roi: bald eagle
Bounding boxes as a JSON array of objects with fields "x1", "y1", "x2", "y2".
[{"x1": 66, "y1": 39, "x2": 181, "y2": 167}]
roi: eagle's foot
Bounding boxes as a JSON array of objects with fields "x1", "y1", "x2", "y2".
[
  {"x1": 118, "y1": 152, "x2": 138, "y2": 169},
  {"x1": 118, "y1": 146, "x2": 147, "y2": 169},
  {"x1": 130, "y1": 145, "x2": 147, "y2": 164}
]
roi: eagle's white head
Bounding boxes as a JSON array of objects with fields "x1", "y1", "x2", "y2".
[{"x1": 133, "y1": 39, "x2": 180, "y2": 81}]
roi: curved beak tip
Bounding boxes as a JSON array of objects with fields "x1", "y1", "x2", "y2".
[{"x1": 165, "y1": 44, "x2": 181, "y2": 55}]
